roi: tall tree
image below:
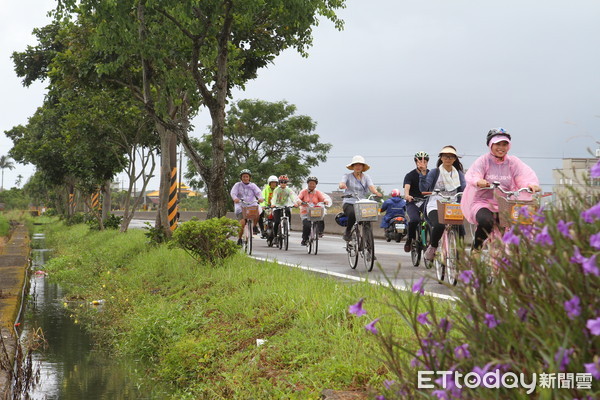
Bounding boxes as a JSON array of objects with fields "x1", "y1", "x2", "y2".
[
  {"x1": 0, "y1": 155, "x2": 15, "y2": 191},
  {"x1": 186, "y1": 99, "x2": 331, "y2": 195},
  {"x1": 56, "y1": 0, "x2": 347, "y2": 224}
]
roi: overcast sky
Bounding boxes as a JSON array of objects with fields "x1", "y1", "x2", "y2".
[{"x1": 1, "y1": 0, "x2": 599, "y2": 194}]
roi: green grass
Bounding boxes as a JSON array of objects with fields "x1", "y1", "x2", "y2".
[
  {"x1": 41, "y1": 221, "x2": 430, "y2": 399},
  {"x1": 0, "y1": 213, "x2": 8, "y2": 237}
]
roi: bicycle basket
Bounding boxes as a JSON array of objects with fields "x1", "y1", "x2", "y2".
[
  {"x1": 335, "y1": 212, "x2": 348, "y2": 227},
  {"x1": 241, "y1": 204, "x2": 260, "y2": 220},
  {"x1": 354, "y1": 200, "x2": 379, "y2": 222},
  {"x1": 307, "y1": 206, "x2": 325, "y2": 221},
  {"x1": 436, "y1": 201, "x2": 464, "y2": 225},
  {"x1": 495, "y1": 192, "x2": 537, "y2": 228}
]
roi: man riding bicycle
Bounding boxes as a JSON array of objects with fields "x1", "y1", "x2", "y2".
[
  {"x1": 298, "y1": 176, "x2": 331, "y2": 246},
  {"x1": 461, "y1": 128, "x2": 540, "y2": 251},
  {"x1": 230, "y1": 169, "x2": 265, "y2": 246},
  {"x1": 403, "y1": 151, "x2": 430, "y2": 253},
  {"x1": 271, "y1": 175, "x2": 299, "y2": 244},
  {"x1": 258, "y1": 175, "x2": 279, "y2": 238}
]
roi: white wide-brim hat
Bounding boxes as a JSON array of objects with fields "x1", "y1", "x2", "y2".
[
  {"x1": 346, "y1": 155, "x2": 370, "y2": 171},
  {"x1": 438, "y1": 146, "x2": 461, "y2": 158}
]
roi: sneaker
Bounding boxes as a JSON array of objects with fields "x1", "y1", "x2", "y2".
[
  {"x1": 237, "y1": 238, "x2": 243, "y2": 246},
  {"x1": 424, "y1": 245, "x2": 437, "y2": 261},
  {"x1": 260, "y1": 231, "x2": 267, "y2": 239},
  {"x1": 318, "y1": 233, "x2": 324, "y2": 238},
  {"x1": 301, "y1": 240, "x2": 307, "y2": 246},
  {"x1": 404, "y1": 238, "x2": 412, "y2": 253}
]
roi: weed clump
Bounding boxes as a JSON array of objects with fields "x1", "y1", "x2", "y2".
[{"x1": 171, "y1": 217, "x2": 240, "y2": 265}]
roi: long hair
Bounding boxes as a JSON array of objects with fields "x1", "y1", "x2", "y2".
[{"x1": 436, "y1": 145, "x2": 464, "y2": 172}]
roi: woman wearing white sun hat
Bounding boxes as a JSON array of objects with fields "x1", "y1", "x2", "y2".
[{"x1": 339, "y1": 155, "x2": 383, "y2": 241}]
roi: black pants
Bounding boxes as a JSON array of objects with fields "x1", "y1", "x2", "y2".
[
  {"x1": 428, "y1": 210, "x2": 465, "y2": 248},
  {"x1": 473, "y1": 208, "x2": 496, "y2": 250},
  {"x1": 273, "y1": 208, "x2": 291, "y2": 237},
  {"x1": 406, "y1": 202, "x2": 422, "y2": 241},
  {"x1": 302, "y1": 219, "x2": 324, "y2": 241},
  {"x1": 258, "y1": 210, "x2": 265, "y2": 232},
  {"x1": 343, "y1": 203, "x2": 356, "y2": 236}
]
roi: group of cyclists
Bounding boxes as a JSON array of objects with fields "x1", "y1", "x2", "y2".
[{"x1": 230, "y1": 128, "x2": 541, "y2": 260}]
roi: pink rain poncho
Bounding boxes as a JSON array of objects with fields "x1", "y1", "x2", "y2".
[{"x1": 461, "y1": 152, "x2": 539, "y2": 224}]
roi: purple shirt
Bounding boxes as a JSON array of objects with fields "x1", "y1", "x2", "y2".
[{"x1": 230, "y1": 181, "x2": 262, "y2": 213}]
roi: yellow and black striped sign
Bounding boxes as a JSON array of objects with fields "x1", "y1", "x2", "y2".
[
  {"x1": 91, "y1": 191, "x2": 101, "y2": 211},
  {"x1": 168, "y1": 167, "x2": 178, "y2": 231},
  {"x1": 69, "y1": 193, "x2": 76, "y2": 210}
]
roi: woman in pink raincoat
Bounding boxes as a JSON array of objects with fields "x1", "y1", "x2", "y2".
[{"x1": 461, "y1": 128, "x2": 541, "y2": 250}]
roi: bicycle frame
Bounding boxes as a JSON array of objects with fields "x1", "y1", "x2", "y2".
[{"x1": 342, "y1": 193, "x2": 379, "y2": 272}]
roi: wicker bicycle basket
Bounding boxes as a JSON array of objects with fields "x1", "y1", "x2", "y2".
[
  {"x1": 495, "y1": 192, "x2": 537, "y2": 228},
  {"x1": 241, "y1": 204, "x2": 260, "y2": 220},
  {"x1": 436, "y1": 200, "x2": 464, "y2": 225},
  {"x1": 307, "y1": 206, "x2": 325, "y2": 221},
  {"x1": 354, "y1": 200, "x2": 379, "y2": 222}
]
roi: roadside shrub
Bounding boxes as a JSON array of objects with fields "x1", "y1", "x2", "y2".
[
  {"x1": 65, "y1": 212, "x2": 85, "y2": 226},
  {"x1": 352, "y1": 163, "x2": 600, "y2": 399},
  {"x1": 171, "y1": 217, "x2": 239, "y2": 265},
  {"x1": 143, "y1": 222, "x2": 169, "y2": 245},
  {"x1": 86, "y1": 213, "x2": 123, "y2": 230}
]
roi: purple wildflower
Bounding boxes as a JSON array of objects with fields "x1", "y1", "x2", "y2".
[
  {"x1": 554, "y1": 347, "x2": 574, "y2": 372},
  {"x1": 518, "y1": 205, "x2": 530, "y2": 219},
  {"x1": 417, "y1": 312, "x2": 431, "y2": 325},
  {"x1": 432, "y1": 390, "x2": 449, "y2": 400},
  {"x1": 349, "y1": 298, "x2": 367, "y2": 316},
  {"x1": 570, "y1": 246, "x2": 587, "y2": 264},
  {"x1": 533, "y1": 210, "x2": 546, "y2": 224},
  {"x1": 584, "y1": 358, "x2": 600, "y2": 379},
  {"x1": 581, "y1": 202, "x2": 600, "y2": 223},
  {"x1": 484, "y1": 313, "x2": 500, "y2": 328},
  {"x1": 439, "y1": 318, "x2": 452, "y2": 332},
  {"x1": 557, "y1": 220, "x2": 573, "y2": 239},
  {"x1": 412, "y1": 277, "x2": 425, "y2": 295},
  {"x1": 591, "y1": 159, "x2": 600, "y2": 178},
  {"x1": 502, "y1": 229, "x2": 520, "y2": 245},
  {"x1": 459, "y1": 270, "x2": 474, "y2": 284},
  {"x1": 517, "y1": 307, "x2": 528, "y2": 322},
  {"x1": 519, "y1": 224, "x2": 535, "y2": 239},
  {"x1": 587, "y1": 317, "x2": 600, "y2": 335},
  {"x1": 435, "y1": 372, "x2": 461, "y2": 398},
  {"x1": 454, "y1": 343, "x2": 471, "y2": 359},
  {"x1": 582, "y1": 255, "x2": 599, "y2": 276},
  {"x1": 410, "y1": 357, "x2": 421, "y2": 368},
  {"x1": 375, "y1": 396, "x2": 386, "y2": 400},
  {"x1": 564, "y1": 296, "x2": 581, "y2": 319},
  {"x1": 365, "y1": 318, "x2": 380, "y2": 334},
  {"x1": 383, "y1": 380, "x2": 396, "y2": 390},
  {"x1": 591, "y1": 233, "x2": 600, "y2": 250},
  {"x1": 534, "y1": 226, "x2": 553, "y2": 246}
]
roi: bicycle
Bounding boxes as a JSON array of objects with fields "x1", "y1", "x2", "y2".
[
  {"x1": 303, "y1": 201, "x2": 326, "y2": 255},
  {"x1": 240, "y1": 201, "x2": 260, "y2": 255},
  {"x1": 427, "y1": 191, "x2": 464, "y2": 285},
  {"x1": 408, "y1": 198, "x2": 432, "y2": 269},
  {"x1": 342, "y1": 193, "x2": 380, "y2": 272},
  {"x1": 477, "y1": 182, "x2": 542, "y2": 283},
  {"x1": 273, "y1": 206, "x2": 292, "y2": 251}
]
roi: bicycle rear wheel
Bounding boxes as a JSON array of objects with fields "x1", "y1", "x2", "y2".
[
  {"x1": 347, "y1": 227, "x2": 359, "y2": 269},
  {"x1": 446, "y1": 228, "x2": 459, "y2": 286},
  {"x1": 283, "y1": 219, "x2": 289, "y2": 251},
  {"x1": 362, "y1": 223, "x2": 375, "y2": 272},
  {"x1": 244, "y1": 219, "x2": 253, "y2": 255},
  {"x1": 411, "y1": 235, "x2": 421, "y2": 267}
]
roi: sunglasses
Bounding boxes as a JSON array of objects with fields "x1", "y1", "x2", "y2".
[{"x1": 416, "y1": 157, "x2": 429, "y2": 161}]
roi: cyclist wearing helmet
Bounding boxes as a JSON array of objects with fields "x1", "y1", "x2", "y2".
[
  {"x1": 419, "y1": 145, "x2": 466, "y2": 261},
  {"x1": 379, "y1": 189, "x2": 406, "y2": 229},
  {"x1": 258, "y1": 175, "x2": 279, "y2": 237},
  {"x1": 271, "y1": 175, "x2": 299, "y2": 244},
  {"x1": 403, "y1": 151, "x2": 430, "y2": 253},
  {"x1": 461, "y1": 128, "x2": 540, "y2": 251},
  {"x1": 339, "y1": 155, "x2": 383, "y2": 241},
  {"x1": 230, "y1": 169, "x2": 265, "y2": 245},
  {"x1": 297, "y1": 176, "x2": 332, "y2": 246}
]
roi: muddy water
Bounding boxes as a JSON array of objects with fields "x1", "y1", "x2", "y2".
[{"x1": 21, "y1": 234, "x2": 165, "y2": 399}]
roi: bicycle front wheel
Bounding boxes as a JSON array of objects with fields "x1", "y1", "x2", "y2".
[
  {"x1": 313, "y1": 224, "x2": 319, "y2": 255},
  {"x1": 434, "y1": 244, "x2": 445, "y2": 283},
  {"x1": 446, "y1": 228, "x2": 459, "y2": 286},
  {"x1": 283, "y1": 219, "x2": 289, "y2": 251},
  {"x1": 347, "y1": 227, "x2": 359, "y2": 269},
  {"x1": 411, "y1": 235, "x2": 421, "y2": 267},
  {"x1": 245, "y1": 219, "x2": 253, "y2": 255},
  {"x1": 362, "y1": 223, "x2": 375, "y2": 272},
  {"x1": 423, "y1": 224, "x2": 433, "y2": 269},
  {"x1": 307, "y1": 222, "x2": 313, "y2": 254}
]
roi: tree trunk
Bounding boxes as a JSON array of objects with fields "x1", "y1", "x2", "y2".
[
  {"x1": 101, "y1": 179, "x2": 111, "y2": 222},
  {"x1": 156, "y1": 123, "x2": 175, "y2": 237}
]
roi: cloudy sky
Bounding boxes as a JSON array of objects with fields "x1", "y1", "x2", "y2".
[{"x1": 1, "y1": 0, "x2": 599, "y2": 193}]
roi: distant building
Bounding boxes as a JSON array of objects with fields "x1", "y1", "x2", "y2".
[{"x1": 552, "y1": 157, "x2": 599, "y2": 203}]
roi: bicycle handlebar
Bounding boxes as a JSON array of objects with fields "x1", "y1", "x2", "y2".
[
  {"x1": 341, "y1": 193, "x2": 381, "y2": 201},
  {"x1": 425, "y1": 189, "x2": 463, "y2": 202},
  {"x1": 482, "y1": 181, "x2": 533, "y2": 199}
]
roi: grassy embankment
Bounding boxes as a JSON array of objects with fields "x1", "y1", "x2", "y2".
[{"x1": 40, "y1": 221, "x2": 442, "y2": 399}]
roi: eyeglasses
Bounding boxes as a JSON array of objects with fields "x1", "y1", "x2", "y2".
[
  {"x1": 441, "y1": 154, "x2": 457, "y2": 159},
  {"x1": 279, "y1": 181, "x2": 288, "y2": 184}
]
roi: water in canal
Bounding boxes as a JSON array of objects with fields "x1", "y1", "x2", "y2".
[{"x1": 20, "y1": 233, "x2": 163, "y2": 399}]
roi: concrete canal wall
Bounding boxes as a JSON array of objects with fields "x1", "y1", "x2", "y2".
[{"x1": 0, "y1": 225, "x2": 29, "y2": 397}]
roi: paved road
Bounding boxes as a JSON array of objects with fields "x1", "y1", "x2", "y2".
[{"x1": 128, "y1": 219, "x2": 457, "y2": 299}]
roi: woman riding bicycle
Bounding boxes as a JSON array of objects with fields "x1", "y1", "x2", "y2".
[
  {"x1": 419, "y1": 146, "x2": 466, "y2": 261},
  {"x1": 403, "y1": 151, "x2": 430, "y2": 253},
  {"x1": 230, "y1": 169, "x2": 265, "y2": 246},
  {"x1": 339, "y1": 155, "x2": 382, "y2": 242},
  {"x1": 298, "y1": 176, "x2": 331, "y2": 246},
  {"x1": 271, "y1": 175, "x2": 299, "y2": 244},
  {"x1": 461, "y1": 128, "x2": 540, "y2": 251}
]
